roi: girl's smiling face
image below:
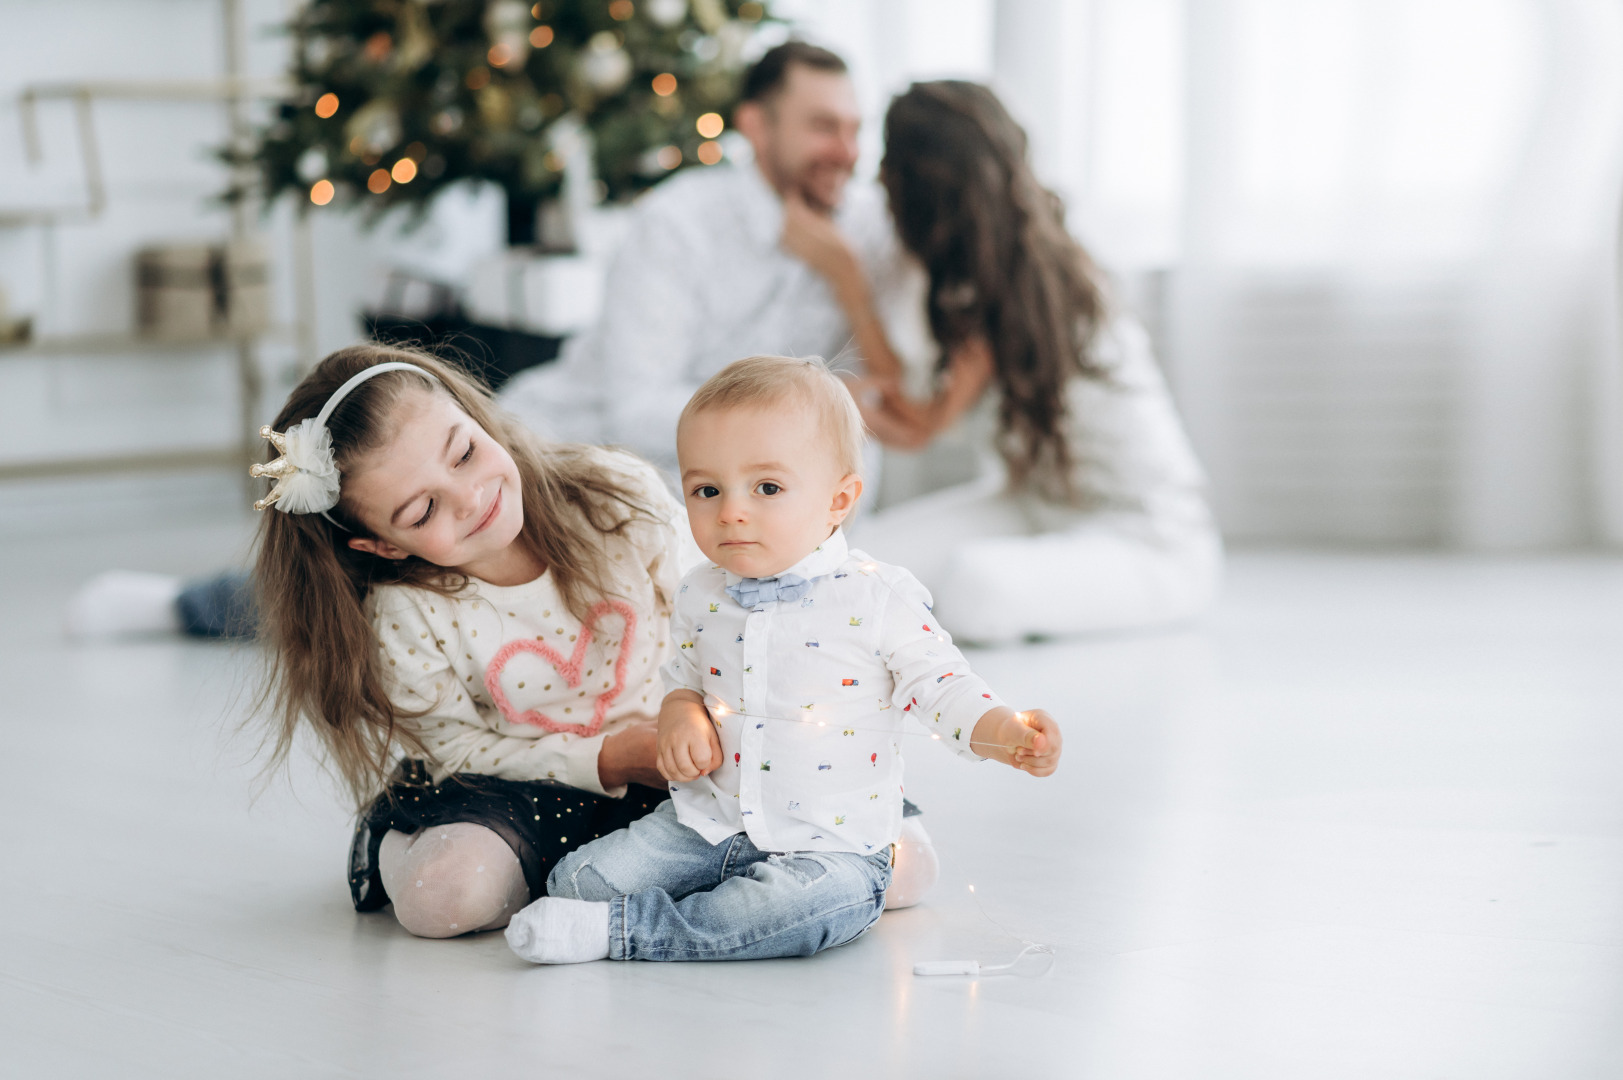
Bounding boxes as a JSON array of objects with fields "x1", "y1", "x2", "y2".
[
  {"x1": 340, "y1": 389, "x2": 534, "y2": 583},
  {"x1": 677, "y1": 401, "x2": 862, "y2": 579}
]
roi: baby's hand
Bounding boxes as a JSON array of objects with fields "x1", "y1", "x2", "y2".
[
  {"x1": 1005, "y1": 709, "x2": 1062, "y2": 776},
  {"x1": 972, "y1": 707, "x2": 1063, "y2": 776},
  {"x1": 656, "y1": 694, "x2": 723, "y2": 783}
]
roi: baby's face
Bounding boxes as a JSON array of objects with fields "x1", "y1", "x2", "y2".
[{"x1": 678, "y1": 401, "x2": 861, "y2": 579}]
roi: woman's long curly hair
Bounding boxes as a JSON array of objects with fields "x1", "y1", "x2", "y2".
[
  {"x1": 881, "y1": 81, "x2": 1110, "y2": 500},
  {"x1": 252, "y1": 345, "x2": 653, "y2": 807}
]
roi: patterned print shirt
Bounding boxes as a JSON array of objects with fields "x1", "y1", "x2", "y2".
[{"x1": 662, "y1": 529, "x2": 1002, "y2": 855}]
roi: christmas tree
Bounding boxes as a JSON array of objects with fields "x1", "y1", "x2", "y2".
[{"x1": 237, "y1": 0, "x2": 776, "y2": 242}]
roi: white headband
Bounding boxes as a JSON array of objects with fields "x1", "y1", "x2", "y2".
[{"x1": 250, "y1": 361, "x2": 441, "y2": 528}]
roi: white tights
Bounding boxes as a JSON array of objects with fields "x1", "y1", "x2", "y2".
[
  {"x1": 378, "y1": 816, "x2": 941, "y2": 937},
  {"x1": 378, "y1": 824, "x2": 531, "y2": 938}
]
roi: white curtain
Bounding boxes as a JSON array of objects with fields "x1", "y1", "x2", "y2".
[{"x1": 989, "y1": 0, "x2": 1623, "y2": 547}]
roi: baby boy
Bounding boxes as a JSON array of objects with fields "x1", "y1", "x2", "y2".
[{"x1": 506, "y1": 355, "x2": 1062, "y2": 963}]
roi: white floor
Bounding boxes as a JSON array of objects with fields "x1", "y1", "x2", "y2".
[{"x1": 3, "y1": 513, "x2": 1621, "y2": 1079}]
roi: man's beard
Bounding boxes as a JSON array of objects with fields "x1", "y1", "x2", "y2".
[
  {"x1": 761, "y1": 146, "x2": 848, "y2": 213},
  {"x1": 793, "y1": 164, "x2": 848, "y2": 213}
]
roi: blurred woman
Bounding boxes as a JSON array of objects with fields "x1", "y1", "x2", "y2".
[{"x1": 781, "y1": 80, "x2": 1221, "y2": 644}]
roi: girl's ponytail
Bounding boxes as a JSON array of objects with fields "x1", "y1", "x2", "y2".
[
  {"x1": 256, "y1": 505, "x2": 424, "y2": 808},
  {"x1": 250, "y1": 346, "x2": 446, "y2": 807}
]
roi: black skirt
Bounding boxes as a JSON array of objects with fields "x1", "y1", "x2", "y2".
[{"x1": 348, "y1": 760, "x2": 669, "y2": 911}]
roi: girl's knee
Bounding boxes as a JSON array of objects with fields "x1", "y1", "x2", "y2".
[{"x1": 380, "y1": 825, "x2": 528, "y2": 938}]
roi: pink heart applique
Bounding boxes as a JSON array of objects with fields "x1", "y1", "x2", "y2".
[{"x1": 483, "y1": 599, "x2": 639, "y2": 737}]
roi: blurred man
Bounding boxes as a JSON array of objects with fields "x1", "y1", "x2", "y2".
[{"x1": 500, "y1": 41, "x2": 907, "y2": 472}]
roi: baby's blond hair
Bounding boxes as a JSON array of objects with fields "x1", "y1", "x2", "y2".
[{"x1": 680, "y1": 355, "x2": 866, "y2": 477}]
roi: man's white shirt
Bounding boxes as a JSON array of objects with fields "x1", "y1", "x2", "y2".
[
  {"x1": 661, "y1": 529, "x2": 1002, "y2": 855},
  {"x1": 500, "y1": 164, "x2": 912, "y2": 472}
]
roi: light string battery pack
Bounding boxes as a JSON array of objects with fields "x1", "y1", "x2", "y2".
[{"x1": 911, "y1": 886, "x2": 1056, "y2": 978}]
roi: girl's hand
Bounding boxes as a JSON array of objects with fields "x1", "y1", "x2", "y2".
[
  {"x1": 597, "y1": 717, "x2": 665, "y2": 790},
  {"x1": 657, "y1": 693, "x2": 723, "y2": 783}
]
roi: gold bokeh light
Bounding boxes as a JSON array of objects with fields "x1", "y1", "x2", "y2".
[
  {"x1": 651, "y1": 72, "x2": 677, "y2": 96},
  {"x1": 309, "y1": 179, "x2": 335, "y2": 205},
  {"x1": 314, "y1": 92, "x2": 339, "y2": 118},
  {"x1": 695, "y1": 112, "x2": 724, "y2": 138}
]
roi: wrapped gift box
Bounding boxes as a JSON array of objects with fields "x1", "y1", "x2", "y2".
[
  {"x1": 136, "y1": 244, "x2": 216, "y2": 341},
  {"x1": 135, "y1": 239, "x2": 270, "y2": 341}
]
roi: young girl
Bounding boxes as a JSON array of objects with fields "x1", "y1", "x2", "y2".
[
  {"x1": 255, "y1": 345, "x2": 686, "y2": 939},
  {"x1": 253, "y1": 346, "x2": 939, "y2": 937}
]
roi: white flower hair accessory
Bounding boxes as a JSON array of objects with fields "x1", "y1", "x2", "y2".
[
  {"x1": 250, "y1": 420, "x2": 339, "y2": 513},
  {"x1": 250, "y1": 360, "x2": 440, "y2": 526}
]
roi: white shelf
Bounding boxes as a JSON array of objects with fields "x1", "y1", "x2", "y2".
[{"x1": 0, "y1": 326, "x2": 294, "y2": 359}]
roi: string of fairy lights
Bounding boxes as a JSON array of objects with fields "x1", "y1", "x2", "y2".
[
  {"x1": 670, "y1": 556, "x2": 1055, "y2": 759},
  {"x1": 700, "y1": 699, "x2": 1047, "y2": 759}
]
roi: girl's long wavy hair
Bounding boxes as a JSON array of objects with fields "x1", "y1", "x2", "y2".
[
  {"x1": 881, "y1": 81, "x2": 1110, "y2": 500},
  {"x1": 253, "y1": 345, "x2": 653, "y2": 807}
]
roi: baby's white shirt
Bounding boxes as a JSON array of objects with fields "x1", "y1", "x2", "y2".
[{"x1": 662, "y1": 528, "x2": 1002, "y2": 854}]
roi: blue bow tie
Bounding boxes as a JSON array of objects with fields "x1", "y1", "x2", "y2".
[{"x1": 725, "y1": 573, "x2": 811, "y2": 609}]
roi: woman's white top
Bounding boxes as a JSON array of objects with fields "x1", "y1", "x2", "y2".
[
  {"x1": 661, "y1": 529, "x2": 999, "y2": 855},
  {"x1": 368, "y1": 451, "x2": 694, "y2": 797},
  {"x1": 1060, "y1": 316, "x2": 1212, "y2": 531}
]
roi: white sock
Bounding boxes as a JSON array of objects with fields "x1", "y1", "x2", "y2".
[
  {"x1": 884, "y1": 815, "x2": 940, "y2": 911},
  {"x1": 64, "y1": 571, "x2": 184, "y2": 638},
  {"x1": 505, "y1": 897, "x2": 611, "y2": 964}
]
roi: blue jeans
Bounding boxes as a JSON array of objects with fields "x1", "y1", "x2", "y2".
[
  {"x1": 547, "y1": 801, "x2": 892, "y2": 961},
  {"x1": 176, "y1": 570, "x2": 257, "y2": 638}
]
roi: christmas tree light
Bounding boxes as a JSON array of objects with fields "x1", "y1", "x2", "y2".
[{"x1": 228, "y1": 0, "x2": 780, "y2": 243}]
